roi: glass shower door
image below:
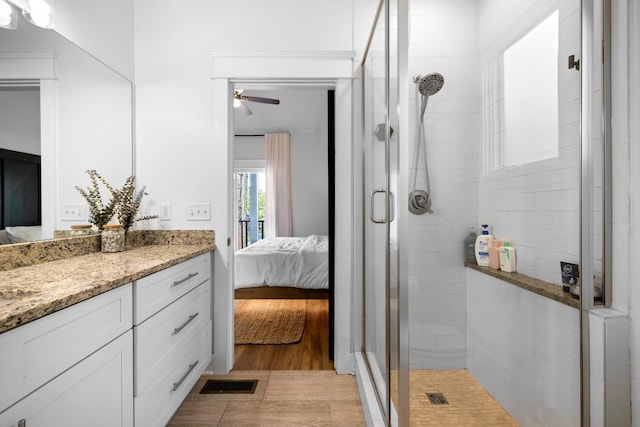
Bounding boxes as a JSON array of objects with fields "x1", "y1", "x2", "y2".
[{"x1": 361, "y1": 0, "x2": 404, "y2": 424}]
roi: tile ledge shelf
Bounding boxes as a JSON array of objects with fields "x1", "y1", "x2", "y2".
[{"x1": 464, "y1": 262, "x2": 580, "y2": 310}]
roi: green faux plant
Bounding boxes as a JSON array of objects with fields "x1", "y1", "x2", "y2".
[
  {"x1": 75, "y1": 170, "x2": 158, "y2": 232},
  {"x1": 117, "y1": 176, "x2": 158, "y2": 231},
  {"x1": 75, "y1": 170, "x2": 119, "y2": 231}
]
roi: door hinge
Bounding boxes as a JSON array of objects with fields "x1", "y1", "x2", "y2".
[{"x1": 568, "y1": 55, "x2": 580, "y2": 70}]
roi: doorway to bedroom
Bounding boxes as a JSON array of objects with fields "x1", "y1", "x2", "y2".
[{"x1": 231, "y1": 86, "x2": 335, "y2": 370}]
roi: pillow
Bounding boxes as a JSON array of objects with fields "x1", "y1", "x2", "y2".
[
  {"x1": 6, "y1": 225, "x2": 43, "y2": 243},
  {"x1": 0, "y1": 230, "x2": 12, "y2": 245}
]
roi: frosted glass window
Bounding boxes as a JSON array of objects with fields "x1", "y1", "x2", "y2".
[{"x1": 503, "y1": 10, "x2": 559, "y2": 167}]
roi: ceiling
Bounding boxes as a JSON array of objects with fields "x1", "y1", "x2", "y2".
[{"x1": 233, "y1": 88, "x2": 327, "y2": 135}]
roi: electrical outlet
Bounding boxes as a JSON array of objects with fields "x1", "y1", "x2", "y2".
[
  {"x1": 160, "y1": 203, "x2": 172, "y2": 221},
  {"x1": 61, "y1": 204, "x2": 84, "y2": 221},
  {"x1": 186, "y1": 203, "x2": 211, "y2": 221}
]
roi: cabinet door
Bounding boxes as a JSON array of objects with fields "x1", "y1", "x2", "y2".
[
  {"x1": 135, "y1": 322, "x2": 211, "y2": 427},
  {"x1": 0, "y1": 331, "x2": 134, "y2": 427},
  {"x1": 0, "y1": 283, "x2": 132, "y2": 411},
  {"x1": 134, "y1": 281, "x2": 210, "y2": 395}
]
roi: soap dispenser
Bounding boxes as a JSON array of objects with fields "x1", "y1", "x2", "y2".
[
  {"x1": 464, "y1": 228, "x2": 478, "y2": 264},
  {"x1": 474, "y1": 224, "x2": 493, "y2": 267}
]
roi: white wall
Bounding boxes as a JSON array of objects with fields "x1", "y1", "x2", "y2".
[
  {"x1": 9, "y1": 0, "x2": 134, "y2": 79},
  {"x1": 407, "y1": 0, "x2": 480, "y2": 369},
  {"x1": 467, "y1": 269, "x2": 580, "y2": 426},
  {"x1": 134, "y1": 0, "x2": 354, "y2": 372},
  {"x1": 0, "y1": 88, "x2": 40, "y2": 155},
  {"x1": 234, "y1": 131, "x2": 329, "y2": 237},
  {"x1": 624, "y1": 0, "x2": 640, "y2": 424},
  {"x1": 233, "y1": 89, "x2": 330, "y2": 237}
]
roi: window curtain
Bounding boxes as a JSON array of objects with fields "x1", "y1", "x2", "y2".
[{"x1": 265, "y1": 132, "x2": 292, "y2": 237}]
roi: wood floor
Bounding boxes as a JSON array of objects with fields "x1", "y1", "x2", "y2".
[
  {"x1": 168, "y1": 300, "x2": 361, "y2": 425},
  {"x1": 168, "y1": 370, "x2": 365, "y2": 426},
  {"x1": 233, "y1": 299, "x2": 334, "y2": 370}
]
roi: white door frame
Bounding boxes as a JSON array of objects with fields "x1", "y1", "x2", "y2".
[{"x1": 210, "y1": 51, "x2": 356, "y2": 374}]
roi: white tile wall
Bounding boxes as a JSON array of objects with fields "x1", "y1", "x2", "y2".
[
  {"x1": 407, "y1": 0, "x2": 480, "y2": 369},
  {"x1": 478, "y1": 0, "x2": 582, "y2": 286},
  {"x1": 467, "y1": 268, "x2": 581, "y2": 426}
]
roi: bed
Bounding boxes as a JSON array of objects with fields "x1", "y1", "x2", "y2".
[{"x1": 234, "y1": 234, "x2": 329, "y2": 299}]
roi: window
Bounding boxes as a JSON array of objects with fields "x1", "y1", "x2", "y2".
[
  {"x1": 502, "y1": 10, "x2": 559, "y2": 167},
  {"x1": 235, "y1": 171, "x2": 265, "y2": 250}
]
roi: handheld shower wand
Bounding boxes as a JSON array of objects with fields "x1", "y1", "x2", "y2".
[{"x1": 409, "y1": 72, "x2": 444, "y2": 215}]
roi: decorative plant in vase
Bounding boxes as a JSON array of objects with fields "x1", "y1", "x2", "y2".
[
  {"x1": 75, "y1": 170, "x2": 158, "y2": 232},
  {"x1": 116, "y1": 175, "x2": 158, "y2": 231},
  {"x1": 75, "y1": 170, "x2": 119, "y2": 231}
]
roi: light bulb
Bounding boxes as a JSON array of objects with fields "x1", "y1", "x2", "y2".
[
  {"x1": 23, "y1": 0, "x2": 54, "y2": 29},
  {"x1": 0, "y1": 0, "x2": 17, "y2": 29}
]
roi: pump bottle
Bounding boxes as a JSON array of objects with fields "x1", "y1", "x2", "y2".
[{"x1": 475, "y1": 224, "x2": 493, "y2": 267}]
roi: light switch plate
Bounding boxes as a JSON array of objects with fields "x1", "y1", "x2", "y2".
[
  {"x1": 61, "y1": 204, "x2": 84, "y2": 221},
  {"x1": 187, "y1": 203, "x2": 211, "y2": 221},
  {"x1": 160, "y1": 203, "x2": 172, "y2": 221}
]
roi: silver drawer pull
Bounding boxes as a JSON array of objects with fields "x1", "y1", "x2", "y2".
[
  {"x1": 18, "y1": 420, "x2": 26, "y2": 427},
  {"x1": 172, "y1": 272, "x2": 198, "y2": 287},
  {"x1": 172, "y1": 312, "x2": 199, "y2": 335},
  {"x1": 172, "y1": 360, "x2": 199, "y2": 392}
]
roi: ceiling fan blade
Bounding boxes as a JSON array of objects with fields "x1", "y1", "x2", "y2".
[
  {"x1": 239, "y1": 95, "x2": 280, "y2": 105},
  {"x1": 237, "y1": 101, "x2": 253, "y2": 116}
]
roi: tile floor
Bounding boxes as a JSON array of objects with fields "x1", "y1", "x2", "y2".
[
  {"x1": 407, "y1": 370, "x2": 518, "y2": 426},
  {"x1": 168, "y1": 370, "x2": 366, "y2": 426},
  {"x1": 170, "y1": 369, "x2": 518, "y2": 426}
]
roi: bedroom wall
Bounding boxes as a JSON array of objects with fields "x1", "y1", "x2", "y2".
[
  {"x1": 233, "y1": 125, "x2": 330, "y2": 236},
  {"x1": 0, "y1": 88, "x2": 40, "y2": 155}
]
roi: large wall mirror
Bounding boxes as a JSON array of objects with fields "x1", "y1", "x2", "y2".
[{"x1": 0, "y1": 3, "x2": 132, "y2": 244}]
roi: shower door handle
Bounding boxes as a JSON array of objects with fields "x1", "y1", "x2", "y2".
[{"x1": 369, "y1": 188, "x2": 395, "y2": 224}]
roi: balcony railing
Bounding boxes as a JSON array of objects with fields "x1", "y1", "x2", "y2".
[{"x1": 237, "y1": 219, "x2": 265, "y2": 249}]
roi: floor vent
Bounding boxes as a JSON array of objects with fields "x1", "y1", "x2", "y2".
[
  {"x1": 200, "y1": 379, "x2": 258, "y2": 394},
  {"x1": 426, "y1": 392, "x2": 449, "y2": 405}
]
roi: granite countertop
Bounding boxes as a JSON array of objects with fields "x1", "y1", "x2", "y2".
[
  {"x1": 464, "y1": 262, "x2": 580, "y2": 309},
  {"x1": 0, "y1": 232, "x2": 215, "y2": 334}
]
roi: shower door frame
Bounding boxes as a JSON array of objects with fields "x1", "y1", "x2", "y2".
[{"x1": 360, "y1": 0, "x2": 410, "y2": 425}]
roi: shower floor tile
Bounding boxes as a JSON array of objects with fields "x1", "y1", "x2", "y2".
[{"x1": 406, "y1": 370, "x2": 519, "y2": 426}]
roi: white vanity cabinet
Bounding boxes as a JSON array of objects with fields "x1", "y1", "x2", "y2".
[
  {"x1": 133, "y1": 253, "x2": 212, "y2": 427},
  {"x1": 0, "y1": 284, "x2": 134, "y2": 427}
]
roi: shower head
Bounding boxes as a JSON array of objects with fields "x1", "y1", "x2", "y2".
[
  {"x1": 415, "y1": 72, "x2": 444, "y2": 97},
  {"x1": 414, "y1": 72, "x2": 444, "y2": 119}
]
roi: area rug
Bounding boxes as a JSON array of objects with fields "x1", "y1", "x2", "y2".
[{"x1": 234, "y1": 299, "x2": 306, "y2": 345}]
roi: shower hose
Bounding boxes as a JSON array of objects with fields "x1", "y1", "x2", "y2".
[{"x1": 409, "y1": 94, "x2": 433, "y2": 214}]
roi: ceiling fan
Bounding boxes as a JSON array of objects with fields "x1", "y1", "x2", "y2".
[{"x1": 233, "y1": 90, "x2": 280, "y2": 116}]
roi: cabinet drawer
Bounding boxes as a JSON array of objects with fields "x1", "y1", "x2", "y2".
[
  {"x1": 134, "y1": 321, "x2": 211, "y2": 427},
  {"x1": 134, "y1": 253, "x2": 210, "y2": 324},
  {"x1": 0, "y1": 330, "x2": 133, "y2": 427},
  {"x1": 134, "y1": 281, "x2": 210, "y2": 395},
  {"x1": 0, "y1": 284, "x2": 132, "y2": 412}
]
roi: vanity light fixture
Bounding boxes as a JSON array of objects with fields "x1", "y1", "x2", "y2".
[
  {"x1": 0, "y1": 0, "x2": 17, "y2": 29},
  {"x1": 22, "y1": 0, "x2": 55, "y2": 29}
]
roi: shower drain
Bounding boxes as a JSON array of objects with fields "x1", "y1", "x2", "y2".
[{"x1": 426, "y1": 392, "x2": 449, "y2": 405}]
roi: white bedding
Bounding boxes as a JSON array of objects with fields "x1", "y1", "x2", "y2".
[{"x1": 234, "y1": 235, "x2": 328, "y2": 289}]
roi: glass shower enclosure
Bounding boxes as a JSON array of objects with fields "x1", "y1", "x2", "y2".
[{"x1": 358, "y1": 0, "x2": 607, "y2": 425}]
